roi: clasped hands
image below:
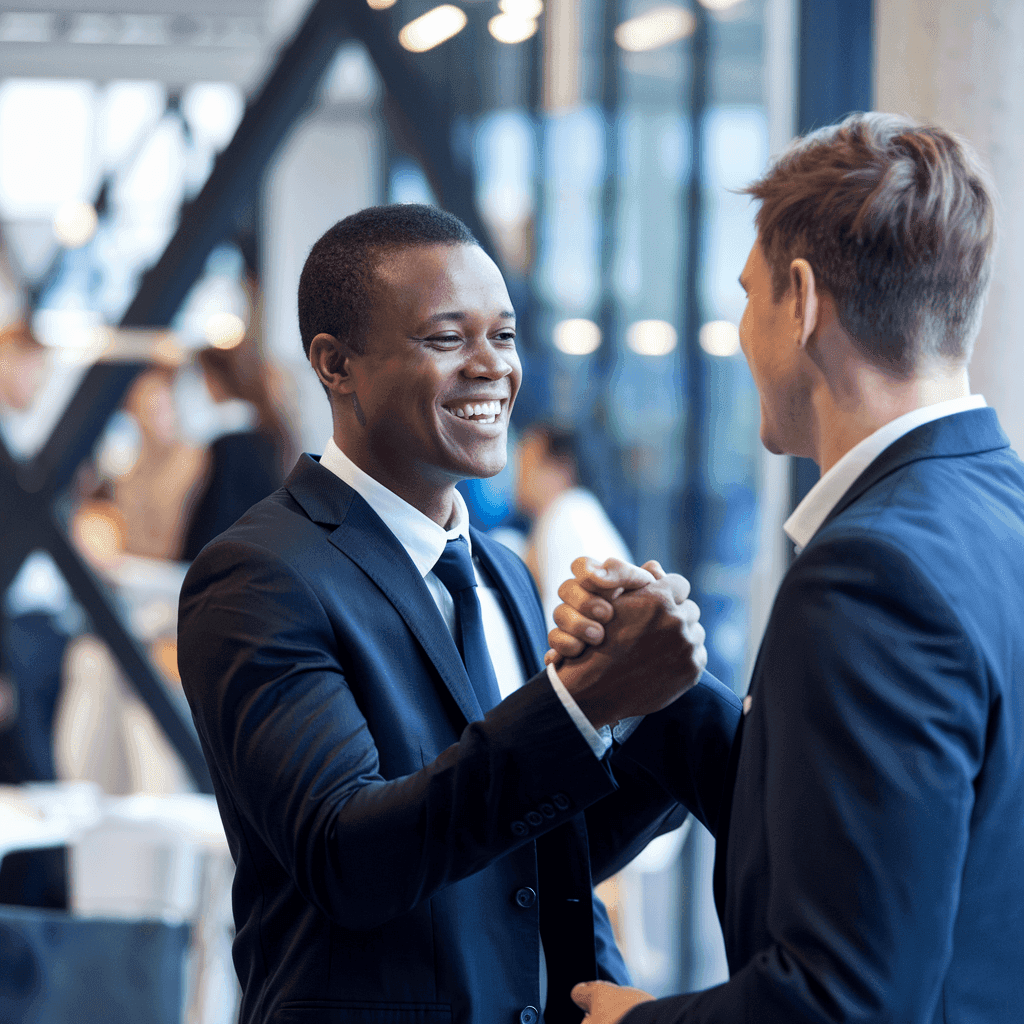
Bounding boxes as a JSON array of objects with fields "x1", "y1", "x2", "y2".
[
  {"x1": 546, "y1": 556, "x2": 708, "y2": 731},
  {"x1": 546, "y1": 556, "x2": 706, "y2": 1024}
]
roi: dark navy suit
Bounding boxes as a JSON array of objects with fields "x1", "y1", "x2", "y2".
[
  {"x1": 177, "y1": 454, "x2": 740, "y2": 1024},
  {"x1": 624, "y1": 408, "x2": 1024, "y2": 1023}
]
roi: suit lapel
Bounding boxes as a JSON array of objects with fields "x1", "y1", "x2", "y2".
[{"x1": 284, "y1": 455, "x2": 484, "y2": 725}]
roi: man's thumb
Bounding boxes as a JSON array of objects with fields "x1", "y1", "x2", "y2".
[{"x1": 571, "y1": 982, "x2": 594, "y2": 1012}]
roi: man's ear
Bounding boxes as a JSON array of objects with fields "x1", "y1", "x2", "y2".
[
  {"x1": 789, "y1": 258, "x2": 819, "y2": 349},
  {"x1": 309, "y1": 333, "x2": 357, "y2": 394}
]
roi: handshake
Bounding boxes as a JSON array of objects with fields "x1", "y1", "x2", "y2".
[{"x1": 546, "y1": 557, "x2": 709, "y2": 730}]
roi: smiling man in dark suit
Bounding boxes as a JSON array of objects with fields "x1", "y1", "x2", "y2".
[
  {"x1": 553, "y1": 114, "x2": 1024, "y2": 1023},
  {"x1": 177, "y1": 204, "x2": 733, "y2": 1024}
]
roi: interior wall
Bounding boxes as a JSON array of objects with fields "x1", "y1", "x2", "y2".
[
  {"x1": 262, "y1": 105, "x2": 382, "y2": 456},
  {"x1": 874, "y1": 0, "x2": 1024, "y2": 455}
]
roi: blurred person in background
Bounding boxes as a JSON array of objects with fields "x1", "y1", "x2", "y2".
[
  {"x1": 516, "y1": 422, "x2": 690, "y2": 985},
  {"x1": 0, "y1": 320, "x2": 46, "y2": 417},
  {"x1": 109, "y1": 362, "x2": 208, "y2": 561},
  {"x1": 0, "y1": 321, "x2": 70, "y2": 908},
  {"x1": 57, "y1": 334, "x2": 293, "y2": 797},
  {"x1": 516, "y1": 423, "x2": 632, "y2": 629},
  {"x1": 180, "y1": 336, "x2": 293, "y2": 561}
]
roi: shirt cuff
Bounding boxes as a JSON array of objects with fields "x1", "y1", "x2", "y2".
[
  {"x1": 612, "y1": 715, "x2": 644, "y2": 745},
  {"x1": 546, "y1": 662, "x2": 612, "y2": 758}
]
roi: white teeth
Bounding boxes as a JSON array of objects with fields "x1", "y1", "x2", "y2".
[{"x1": 449, "y1": 400, "x2": 502, "y2": 422}]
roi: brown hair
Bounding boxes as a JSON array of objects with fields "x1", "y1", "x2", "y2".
[
  {"x1": 197, "y1": 336, "x2": 293, "y2": 468},
  {"x1": 744, "y1": 112, "x2": 996, "y2": 373}
]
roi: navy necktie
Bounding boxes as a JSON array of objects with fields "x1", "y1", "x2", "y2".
[{"x1": 432, "y1": 537, "x2": 502, "y2": 714}]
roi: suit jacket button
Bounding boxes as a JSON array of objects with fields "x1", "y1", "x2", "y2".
[
  {"x1": 525, "y1": 810, "x2": 543, "y2": 827},
  {"x1": 520, "y1": 1006, "x2": 539, "y2": 1024},
  {"x1": 515, "y1": 887, "x2": 537, "y2": 908},
  {"x1": 551, "y1": 793, "x2": 570, "y2": 811},
  {"x1": 538, "y1": 802, "x2": 555, "y2": 818},
  {"x1": 511, "y1": 820, "x2": 528, "y2": 837}
]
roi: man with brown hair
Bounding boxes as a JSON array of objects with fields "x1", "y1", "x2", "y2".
[{"x1": 554, "y1": 113, "x2": 1024, "y2": 1022}]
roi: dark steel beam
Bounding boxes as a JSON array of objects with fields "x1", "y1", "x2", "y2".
[
  {"x1": 680, "y1": 4, "x2": 711, "y2": 578},
  {"x1": 121, "y1": 0, "x2": 351, "y2": 329},
  {"x1": 337, "y1": 3, "x2": 497, "y2": 257},
  {"x1": 42, "y1": 516, "x2": 213, "y2": 792},
  {"x1": 4, "y1": 0, "x2": 503, "y2": 795},
  {"x1": 4, "y1": 0, "x2": 355, "y2": 794}
]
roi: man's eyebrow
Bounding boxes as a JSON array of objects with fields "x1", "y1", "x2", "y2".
[{"x1": 421, "y1": 309, "x2": 516, "y2": 324}]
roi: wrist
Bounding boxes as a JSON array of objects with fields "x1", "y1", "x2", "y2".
[{"x1": 558, "y1": 656, "x2": 618, "y2": 731}]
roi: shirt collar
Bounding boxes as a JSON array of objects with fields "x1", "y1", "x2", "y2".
[
  {"x1": 319, "y1": 437, "x2": 471, "y2": 577},
  {"x1": 784, "y1": 394, "x2": 987, "y2": 553}
]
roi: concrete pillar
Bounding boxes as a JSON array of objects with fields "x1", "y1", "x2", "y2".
[{"x1": 875, "y1": 0, "x2": 1024, "y2": 455}]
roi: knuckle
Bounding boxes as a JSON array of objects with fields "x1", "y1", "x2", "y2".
[{"x1": 571, "y1": 556, "x2": 594, "y2": 579}]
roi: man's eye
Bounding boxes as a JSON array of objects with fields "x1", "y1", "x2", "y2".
[
  {"x1": 495, "y1": 331, "x2": 517, "y2": 343},
  {"x1": 428, "y1": 335, "x2": 461, "y2": 345}
]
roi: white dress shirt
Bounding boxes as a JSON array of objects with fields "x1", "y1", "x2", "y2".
[
  {"x1": 784, "y1": 394, "x2": 987, "y2": 553},
  {"x1": 318, "y1": 438, "x2": 615, "y2": 757}
]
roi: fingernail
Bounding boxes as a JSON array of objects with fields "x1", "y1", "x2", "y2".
[
  {"x1": 594, "y1": 567, "x2": 608, "y2": 578},
  {"x1": 585, "y1": 626, "x2": 603, "y2": 642}
]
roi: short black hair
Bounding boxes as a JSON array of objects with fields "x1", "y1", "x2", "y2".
[{"x1": 297, "y1": 204, "x2": 478, "y2": 358}]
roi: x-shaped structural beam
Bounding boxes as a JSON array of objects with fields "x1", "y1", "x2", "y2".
[{"x1": 2, "y1": 0, "x2": 497, "y2": 794}]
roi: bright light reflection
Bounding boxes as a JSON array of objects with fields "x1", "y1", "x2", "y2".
[
  {"x1": 699, "y1": 0, "x2": 744, "y2": 9},
  {"x1": 615, "y1": 5, "x2": 695, "y2": 52},
  {"x1": 182, "y1": 83, "x2": 244, "y2": 151},
  {"x1": 367, "y1": 0, "x2": 397, "y2": 8},
  {"x1": 398, "y1": 5, "x2": 468, "y2": 52},
  {"x1": 488, "y1": 13, "x2": 538, "y2": 43},
  {"x1": 499, "y1": 0, "x2": 543, "y2": 17},
  {"x1": 53, "y1": 201, "x2": 98, "y2": 248},
  {"x1": 553, "y1": 318, "x2": 601, "y2": 355},
  {"x1": 204, "y1": 312, "x2": 246, "y2": 349},
  {"x1": 0, "y1": 80, "x2": 95, "y2": 218},
  {"x1": 627, "y1": 319, "x2": 677, "y2": 356},
  {"x1": 699, "y1": 320, "x2": 740, "y2": 357}
]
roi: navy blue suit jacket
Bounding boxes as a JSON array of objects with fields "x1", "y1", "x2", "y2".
[
  {"x1": 626, "y1": 408, "x2": 1024, "y2": 1023},
  {"x1": 177, "y1": 454, "x2": 740, "y2": 1024}
]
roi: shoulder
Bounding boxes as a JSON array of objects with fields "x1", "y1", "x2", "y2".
[{"x1": 181, "y1": 489, "x2": 328, "y2": 603}]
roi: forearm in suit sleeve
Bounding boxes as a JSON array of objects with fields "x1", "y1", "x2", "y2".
[
  {"x1": 178, "y1": 538, "x2": 620, "y2": 932},
  {"x1": 622, "y1": 534, "x2": 987, "y2": 1023},
  {"x1": 581, "y1": 672, "x2": 742, "y2": 884}
]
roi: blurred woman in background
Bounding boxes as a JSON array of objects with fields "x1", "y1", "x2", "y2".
[{"x1": 180, "y1": 336, "x2": 293, "y2": 561}]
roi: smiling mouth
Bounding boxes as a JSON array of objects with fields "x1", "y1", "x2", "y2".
[{"x1": 442, "y1": 399, "x2": 504, "y2": 425}]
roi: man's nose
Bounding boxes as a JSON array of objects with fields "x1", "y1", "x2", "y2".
[{"x1": 463, "y1": 337, "x2": 513, "y2": 379}]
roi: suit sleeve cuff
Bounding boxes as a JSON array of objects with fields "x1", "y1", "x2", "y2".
[{"x1": 546, "y1": 661, "x2": 613, "y2": 758}]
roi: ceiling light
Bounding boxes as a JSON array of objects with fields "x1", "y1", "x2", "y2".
[
  {"x1": 626, "y1": 319, "x2": 677, "y2": 356},
  {"x1": 615, "y1": 5, "x2": 695, "y2": 52},
  {"x1": 398, "y1": 5, "x2": 468, "y2": 52},
  {"x1": 698, "y1": 320, "x2": 740, "y2": 357},
  {"x1": 488, "y1": 13, "x2": 538, "y2": 43},
  {"x1": 204, "y1": 312, "x2": 245, "y2": 349},
  {"x1": 52, "y1": 201, "x2": 98, "y2": 248},
  {"x1": 553, "y1": 318, "x2": 601, "y2": 355},
  {"x1": 367, "y1": 0, "x2": 397, "y2": 8},
  {"x1": 698, "y1": 0, "x2": 743, "y2": 9},
  {"x1": 499, "y1": 0, "x2": 544, "y2": 17}
]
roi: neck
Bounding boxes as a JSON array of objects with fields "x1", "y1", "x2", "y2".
[
  {"x1": 811, "y1": 361, "x2": 970, "y2": 474},
  {"x1": 333, "y1": 432, "x2": 458, "y2": 528}
]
